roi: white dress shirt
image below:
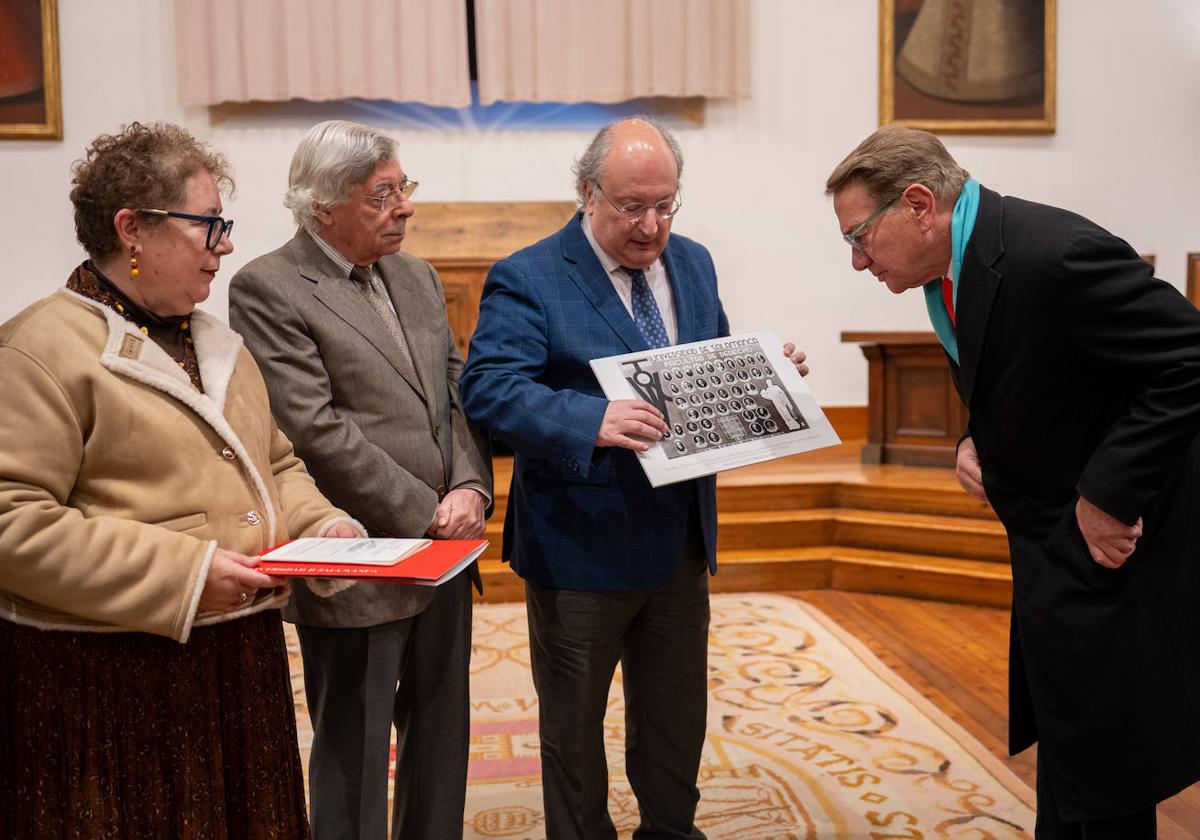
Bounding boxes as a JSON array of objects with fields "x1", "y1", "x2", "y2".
[{"x1": 581, "y1": 214, "x2": 678, "y2": 345}]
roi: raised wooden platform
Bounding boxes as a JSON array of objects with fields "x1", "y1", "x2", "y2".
[{"x1": 478, "y1": 435, "x2": 1013, "y2": 608}]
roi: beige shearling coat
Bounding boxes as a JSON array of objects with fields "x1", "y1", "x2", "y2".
[{"x1": 0, "y1": 289, "x2": 356, "y2": 642}]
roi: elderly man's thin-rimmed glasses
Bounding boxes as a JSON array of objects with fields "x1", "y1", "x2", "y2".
[
  {"x1": 594, "y1": 182, "x2": 682, "y2": 226},
  {"x1": 843, "y1": 192, "x2": 902, "y2": 255},
  {"x1": 363, "y1": 178, "x2": 419, "y2": 212},
  {"x1": 137, "y1": 209, "x2": 233, "y2": 251}
]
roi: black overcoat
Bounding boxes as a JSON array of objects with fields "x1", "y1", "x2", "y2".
[{"x1": 951, "y1": 186, "x2": 1200, "y2": 821}]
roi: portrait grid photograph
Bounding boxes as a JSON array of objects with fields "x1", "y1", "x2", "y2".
[{"x1": 591, "y1": 331, "x2": 840, "y2": 487}]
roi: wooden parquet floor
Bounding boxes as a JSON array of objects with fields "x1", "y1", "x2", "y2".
[{"x1": 794, "y1": 591, "x2": 1200, "y2": 837}]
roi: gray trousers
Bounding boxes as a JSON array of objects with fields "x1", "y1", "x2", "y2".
[
  {"x1": 525, "y1": 525, "x2": 710, "y2": 840},
  {"x1": 296, "y1": 572, "x2": 472, "y2": 840}
]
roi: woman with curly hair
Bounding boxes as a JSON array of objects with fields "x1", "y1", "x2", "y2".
[{"x1": 0, "y1": 122, "x2": 361, "y2": 838}]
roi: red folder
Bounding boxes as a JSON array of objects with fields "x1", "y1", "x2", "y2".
[{"x1": 257, "y1": 539, "x2": 488, "y2": 586}]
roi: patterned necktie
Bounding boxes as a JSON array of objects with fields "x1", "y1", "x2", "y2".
[
  {"x1": 351, "y1": 264, "x2": 413, "y2": 367},
  {"x1": 625, "y1": 268, "x2": 670, "y2": 349}
]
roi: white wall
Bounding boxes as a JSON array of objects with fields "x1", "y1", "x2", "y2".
[{"x1": 2, "y1": 0, "x2": 1198, "y2": 405}]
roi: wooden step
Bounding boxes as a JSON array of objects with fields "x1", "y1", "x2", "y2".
[
  {"x1": 707, "y1": 547, "x2": 833, "y2": 593},
  {"x1": 715, "y1": 509, "x2": 837, "y2": 550},
  {"x1": 826, "y1": 547, "x2": 1012, "y2": 608},
  {"x1": 835, "y1": 482, "x2": 996, "y2": 520},
  {"x1": 478, "y1": 549, "x2": 833, "y2": 604},
  {"x1": 483, "y1": 522, "x2": 502, "y2": 559},
  {"x1": 714, "y1": 480, "x2": 996, "y2": 518},
  {"x1": 716, "y1": 509, "x2": 1008, "y2": 562},
  {"x1": 482, "y1": 511, "x2": 836, "y2": 560},
  {"x1": 478, "y1": 550, "x2": 835, "y2": 605},
  {"x1": 709, "y1": 547, "x2": 1011, "y2": 608},
  {"x1": 479, "y1": 546, "x2": 1013, "y2": 608},
  {"x1": 477, "y1": 558, "x2": 524, "y2": 604},
  {"x1": 483, "y1": 482, "x2": 839, "y2": 519},
  {"x1": 482, "y1": 507, "x2": 1008, "y2": 563},
  {"x1": 831, "y1": 509, "x2": 1008, "y2": 562},
  {"x1": 715, "y1": 482, "x2": 838, "y2": 513},
  {"x1": 488, "y1": 477, "x2": 998, "y2": 521}
]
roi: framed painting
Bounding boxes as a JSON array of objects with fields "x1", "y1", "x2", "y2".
[
  {"x1": 0, "y1": 0, "x2": 61, "y2": 140},
  {"x1": 880, "y1": 0, "x2": 1055, "y2": 135}
]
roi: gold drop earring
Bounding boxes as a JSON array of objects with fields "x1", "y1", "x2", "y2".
[{"x1": 130, "y1": 248, "x2": 140, "y2": 280}]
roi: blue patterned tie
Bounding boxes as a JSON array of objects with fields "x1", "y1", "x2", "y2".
[{"x1": 626, "y1": 268, "x2": 670, "y2": 349}]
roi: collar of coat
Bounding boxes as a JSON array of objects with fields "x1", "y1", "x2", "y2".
[
  {"x1": 57, "y1": 288, "x2": 280, "y2": 545},
  {"x1": 954, "y1": 184, "x2": 1006, "y2": 408},
  {"x1": 286, "y1": 229, "x2": 431, "y2": 403}
]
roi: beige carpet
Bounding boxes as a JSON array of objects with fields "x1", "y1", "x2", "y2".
[{"x1": 288, "y1": 593, "x2": 1035, "y2": 839}]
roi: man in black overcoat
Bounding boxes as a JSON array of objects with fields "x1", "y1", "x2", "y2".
[{"x1": 826, "y1": 124, "x2": 1200, "y2": 838}]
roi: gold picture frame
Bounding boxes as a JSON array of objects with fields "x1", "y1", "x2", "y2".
[
  {"x1": 880, "y1": 0, "x2": 1055, "y2": 135},
  {"x1": 0, "y1": 0, "x2": 62, "y2": 140}
]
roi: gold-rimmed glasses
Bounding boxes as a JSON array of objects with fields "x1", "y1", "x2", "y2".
[
  {"x1": 362, "y1": 177, "x2": 419, "y2": 212},
  {"x1": 594, "y1": 182, "x2": 682, "y2": 225}
]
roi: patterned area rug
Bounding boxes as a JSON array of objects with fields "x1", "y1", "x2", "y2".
[{"x1": 287, "y1": 593, "x2": 1035, "y2": 839}]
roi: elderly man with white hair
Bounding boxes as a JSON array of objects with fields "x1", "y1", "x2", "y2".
[{"x1": 229, "y1": 120, "x2": 492, "y2": 840}]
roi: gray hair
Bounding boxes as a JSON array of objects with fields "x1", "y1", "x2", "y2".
[
  {"x1": 572, "y1": 115, "x2": 684, "y2": 205},
  {"x1": 284, "y1": 120, "x2": 398, "y2": 231},
  {"x1": 825, "y1": 124, "x2": 970, "y2": 203}
]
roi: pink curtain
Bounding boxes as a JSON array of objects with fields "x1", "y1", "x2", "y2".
[
  {"x1": 175, "y1": 0, "x2": 471, "y2": 107},
  {"x1": 474, "y1": 0, "x2": 751, "y2": 105}
]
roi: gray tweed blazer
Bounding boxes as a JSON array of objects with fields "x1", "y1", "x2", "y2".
[{"x1": 229, "y1": 229, "x2": 492, "y2": 628}]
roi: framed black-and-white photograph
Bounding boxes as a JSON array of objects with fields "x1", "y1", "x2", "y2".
[
  {"x1": 880, "y1": 0, "x2": 1056, "y2": 135},
  {"x1": 0, "y1": 0, "x2": 62, "y2": 140},
  {"x1": 591, "y1": 332, "x2": 840, "y2": 487}
]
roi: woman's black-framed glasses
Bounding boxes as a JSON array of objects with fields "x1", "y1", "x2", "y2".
[{"x1": 137, "y1": 208, "x2": 234, "y2": 251}]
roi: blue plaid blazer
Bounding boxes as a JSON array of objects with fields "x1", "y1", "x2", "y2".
[{"x1": 460, "y1": 214, "x2": 730, "y2": 590}]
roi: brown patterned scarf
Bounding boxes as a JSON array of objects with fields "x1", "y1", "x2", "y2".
[{"x1": 67, "y1": 262, "x2": 204, "y2": 393}]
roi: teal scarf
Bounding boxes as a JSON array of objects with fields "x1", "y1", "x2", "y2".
[{"x1": 922, "y1": 178, "x2": 979, "y2": 365}]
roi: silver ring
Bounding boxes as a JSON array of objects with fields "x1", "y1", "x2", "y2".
[{"x1": 239, "y1": 591, "x2": 249, "y2": 605}]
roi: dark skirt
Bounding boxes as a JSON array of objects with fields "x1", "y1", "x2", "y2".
[{"x1": 0, "y1": 610, "x2": 311, "y2": 839}]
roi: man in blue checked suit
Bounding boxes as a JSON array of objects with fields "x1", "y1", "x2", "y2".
[{"x1": 461, "y1": 117, "x2": 807, "y2": 839}]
